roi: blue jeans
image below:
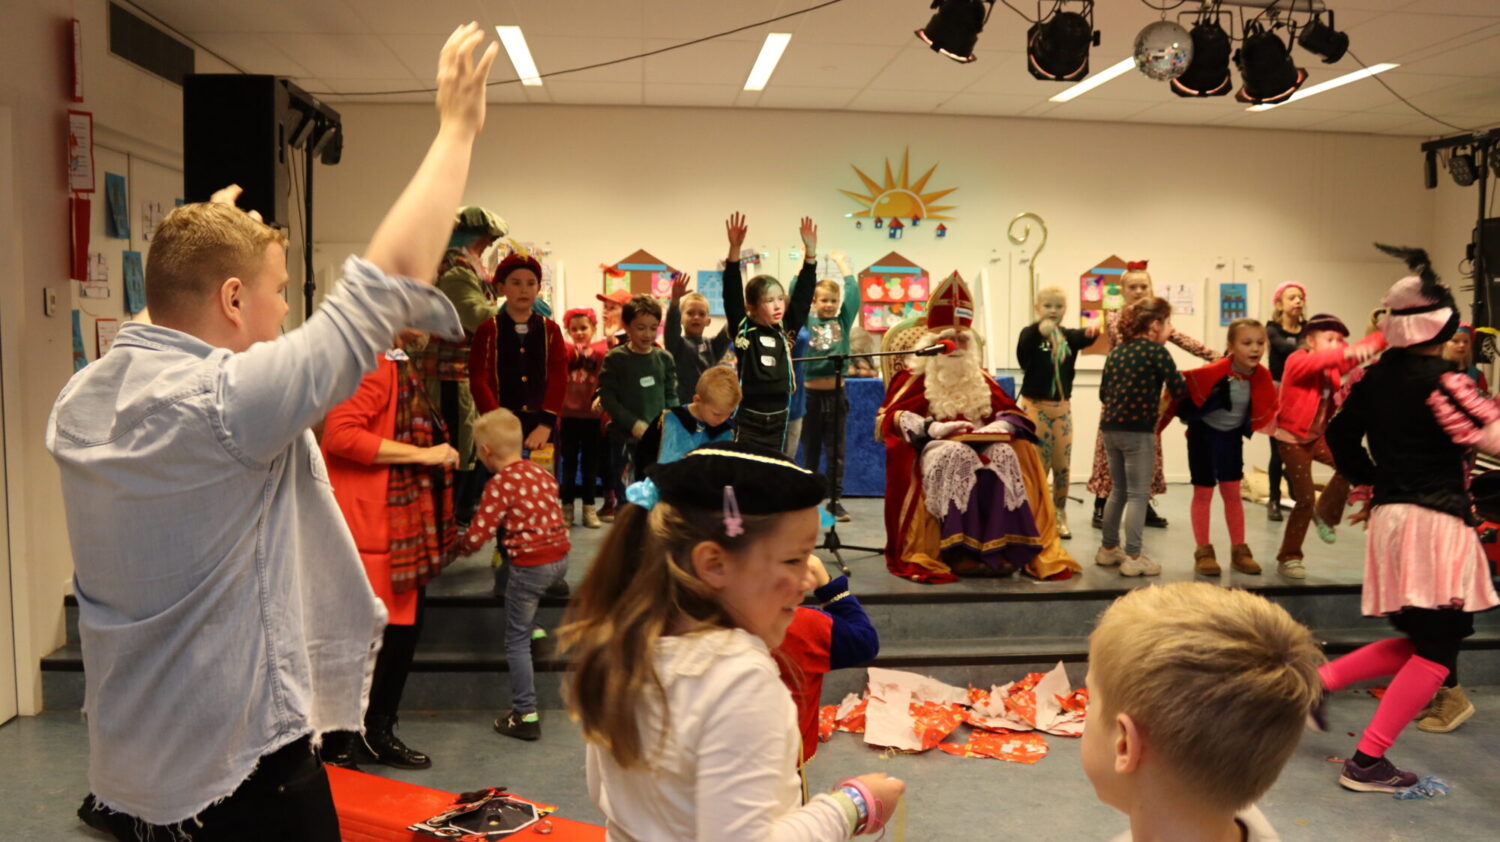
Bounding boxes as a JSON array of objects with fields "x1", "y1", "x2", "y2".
[
  {"x1": 503, "y1": 557, "x2": 568, "y2": 713},
  {"x1": 1102, "y1": 430, "x2": 1155, "y2": 557}
]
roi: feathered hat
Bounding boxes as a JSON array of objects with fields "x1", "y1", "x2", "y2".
[{"x1": 1374, "y1": 243, "x2": 1458, "y2": 349}]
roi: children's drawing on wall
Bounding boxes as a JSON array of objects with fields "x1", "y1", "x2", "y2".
[
  {"x1": 858, "y1": 251, "x2": 927, "y2": 332},
  {"x1": 1219, "y1": 282, "x2": 1248, "y2": 325},
  {"x1": 1161, "y1": 282, "x2": 1195, "y2": 316}
]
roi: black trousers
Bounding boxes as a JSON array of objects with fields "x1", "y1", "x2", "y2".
[
  {"x1": 368, "y1": 589, "x2": 426, "y2": 721},
  {"x1": 92, "y1": 736, "x2": 339, "y2": 842},
  {"x1": 1267, "y1": 436, "x2": 1284, "y2": 505},
  {"x1": 735, "y1": 405, "x2": 790, "y2": 453},
  {"x1": 802, "y1": 388, "x2": 847, "y2": 498},
  {"x1": 1391, "y1": 607, "x2": 1475, "y2": 687},
  {"x1": 558, "y1": 417, "x2": 601, "y2": 505}
]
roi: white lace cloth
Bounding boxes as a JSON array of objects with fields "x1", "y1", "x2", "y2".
[{"x1": 919, "y1": 417, "x2": 1027, "y2": 518}]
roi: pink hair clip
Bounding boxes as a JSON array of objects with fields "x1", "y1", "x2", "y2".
[{"x1": 722, "y1": 486, "x2": 744, "y2": 538}]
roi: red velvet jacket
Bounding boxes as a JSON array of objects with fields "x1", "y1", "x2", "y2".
[
  {"x1": 1158, "y1": 357, "x2": 1278, "y2": 435},
  {"x1": 468, "y1": 311, "x2": 568, "y2": 430}
]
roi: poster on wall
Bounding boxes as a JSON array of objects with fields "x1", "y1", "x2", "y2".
[
  {"x1": 105, "y1": 173, "x2": 130, "y2": 239},
  {"x1": 696, "y1": 270, "x2": 726, "y2": 317},
  {"x1": 96, "y1": 318, "x2": 119, "y2": 356},
  {"x1": 71, "y1": 310, "x2": 87, "y2": 372},
  {"x1": 607, "y1": 249, "x2": 676, "y2": 298},
  {"x1": 1161, "y1": 282, "x2": 1195, "y2": 316},
  {"x1": 858, "y1": 251, "x2": 928, "y2": 333},
  {"x1": 67, "y1": 110, "x2": 94, "y2": 193},
  {"x1": 1219, "y1": 283, "x2": 1248, "y2": 325},
  {"x1": 123, "y1": 250, "x2": 146, "y2": 314},
  {"x1": 1079, "y1": 255, "x2": 1128, "y2": 353}
]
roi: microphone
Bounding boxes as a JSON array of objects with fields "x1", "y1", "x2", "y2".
[{"x1": 915, "y1": 338, "x2": 957, "y2": 357}]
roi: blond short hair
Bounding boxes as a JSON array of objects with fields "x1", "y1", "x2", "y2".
[
  {"x1": 694, "y1": 365, "x2": 742, "y2": 409},
  {"x1": 815, "y1": 279, "x2": 841, "y2": 299},
  {"x1": 680, "y1": 292, "x2": 710, "y2": 312},
  {"x1": 145, "y1": 202, "x2": 288, "y2": 321},
  {"x1": 473, "y1": 408, "x2": 524, "y2": 457},
  {"x1": 1088, "y1": 583, "x2": 1323, "y2": 811},
  {"x1": 1036, "y1": 285, "x2": 1066, "y2": 304}
]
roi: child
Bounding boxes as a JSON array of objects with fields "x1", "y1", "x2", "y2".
[
  {"x1": 597, "y1": 288, "x2": 632, "y2": 348},
  {"x1": 469, "y1": 252, "x2": 568, "y2": 452},
  {"x1": 1166, "y1": 319, "x2": 1278, "y2": 576},
  {"x1": 560, "y1": 442, "x2": 904, "y2": 839},
  {"x1": 722, "y1": 212, "x2": 820, "y2": 452},
  {"x1": 49, "y1": 25, "x2": 496, "y2": 837},
  {"x1": 1016, "y1": 285, "x2": 1098, "y2": 538},
  {"x1": 1272, "y1": 313, "x2": 1383, "y2": 579},
  {"x1": 802, "y1": 251, "x2": 861, "y2": 521},
  {"x1": 1265, "y1": 282, "x2": 1307, "y2": 522},
  {"x1": 460, "y1": 409, "x2": 571, "y2": 742},
  {"x1": 560, "y1": 308, "x2": 607, "y2": 528},
  {"x1": 778, "y1": 555, "x2": 879, "y2": 768},
  {"x1": 1445, "y1": 322, "x2": 1489, "y2": 394},
  {"x1": 785, "y1": 326, "x2": 811, "y2": 459},
  {"x1": 1084, "y1": 583, "x2": 1322, "y2": 841},
  {"x1": 1097, "y1": 298, "x2": 1185, "y2": 577},
  {"x1": 666, "y1": 271, "x2": 732, "y2": 399},
  {"x1": 637, "y1": 363, "x2": 740, "y2": 473},
  {"x1": 598, "y1": 294, "x2": 678, "y2": 486},
  {"x1": 1322, "y1": 245, "x2": 1499, "y2": 789},
  {"x1": 1087, "y1": 261, "x2": 1218, "y2": 530}
]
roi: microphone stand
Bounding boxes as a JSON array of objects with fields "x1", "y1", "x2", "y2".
[{"x1": 791, "y1": 345, "x2": 942, "y2": 576}]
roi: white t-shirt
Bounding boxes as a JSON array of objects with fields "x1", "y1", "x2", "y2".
[
  {"x1": 586, "y1": 627, "x2": 853, "y2": 842},
  {"x1": 1109, "y1": 805, "x2": 1279, "y2": 842}
]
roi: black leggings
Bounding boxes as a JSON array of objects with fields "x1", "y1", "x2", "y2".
[
  {"x1": 368, "y1": 590, "x2": 425, "y2": 721},
  {"x1": 1267, "y1": 436, "x2": 1284, "y2": 505},
  {"x1": 557, "y1": 417, "x2": 601, "y2": 505},
  {"x1": 1390, "y1": 607, "x2": 1475, "y2": 686}
]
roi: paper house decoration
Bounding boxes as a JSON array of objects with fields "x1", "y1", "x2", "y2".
[
  {"x1": 855, "y1": 220, "x2": 863, "y2": 229},
  {"x1": 887, "y1": 218, "x2": 905, "y2": 240},
  {"x1": 874, "y1": 217, "x2": 884, "y2": 229},
  {"x1": 935, "y1": 223, "x2": 948, "y2": 239},
  {"x1": 607, "y1": 248, "x2": 676, "y2": 298},
  {"x1": 1079, "y1": 254, "x2": 1129, "y2": 353},
  {"x1": 911, "y1": 214, "x2": 921, "y2": 227},
  {"x1": 858, "y1": 252, "x2": 928, "y2": 332}
]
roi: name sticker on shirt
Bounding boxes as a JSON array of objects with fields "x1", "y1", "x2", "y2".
[
  {"x1": 758, "y1": 335, "x2": 777, "y2": 348},
  {"x1": 760, "y1": 355, "x2": 776, "y2": 367},
  {"x1": 513, "y1": 322, "x2": 530, "y2": 336},
  {"x1": 640, "y1": 375, "x2": 656, "y2": 387}
]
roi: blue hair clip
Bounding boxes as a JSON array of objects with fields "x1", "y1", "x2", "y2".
[
  {"x1": 819, "y1": 507, "x2": 836, "y2": 528},
  {"x1": 625, "y1": 478, "x2": 659, "y2": 510}
]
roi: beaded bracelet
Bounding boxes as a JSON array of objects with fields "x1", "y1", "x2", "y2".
[
  {"x1": 837, "y1": 786, "x2": 869, "y2": 835},
  {"x1": 836, "y1": 778, "x2": 884, "y2": 836}
]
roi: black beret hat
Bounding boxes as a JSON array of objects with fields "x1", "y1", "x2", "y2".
[{"x1": 651, "y1": 441, "x2": 827, "y2": 514}]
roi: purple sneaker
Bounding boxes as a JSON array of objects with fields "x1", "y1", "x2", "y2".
[{"x1": 1339, "y1": 755, "x2": 1419, "y2": 793}]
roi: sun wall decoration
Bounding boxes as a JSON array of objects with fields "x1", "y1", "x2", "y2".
[{"x1": 840, "y1": 148, "x2": 958, "y2": 235}]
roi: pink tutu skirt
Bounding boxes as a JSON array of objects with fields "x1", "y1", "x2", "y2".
[{"x1": 1363, "y1": 503, "x2": 1500, "y2": 617}]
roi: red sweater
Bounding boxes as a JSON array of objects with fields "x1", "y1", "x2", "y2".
[
  {"x1": 1276, "y1": 334, "x2": 1385, "y2": 441},
  {"x1": 562, "y1": 340, "x2": 608, "y2": 418},
  {"x1": 458, "y1": 460, "x2": 570, "y2": 566}
]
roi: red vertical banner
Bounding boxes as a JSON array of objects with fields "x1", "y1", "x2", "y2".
[
  {"x1": 71, "y1": 194, "x2": 91, "y2": 281},
  {"x1": 71, "y1": 18, "x2": 84, "y2": 103}
]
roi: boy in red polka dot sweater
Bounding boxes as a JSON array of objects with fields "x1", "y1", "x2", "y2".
[{"x1": 461, "y1": 408, "x2": 570, "y2": 741}]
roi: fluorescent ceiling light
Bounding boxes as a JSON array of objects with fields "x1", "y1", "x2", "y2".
[
  {"x1": 1247, "y1": 62, "x2": 1398, "y2": 111},
  {"x1": 495, "y1": 25, "x2": 543, "y2": 86},
  {"x1": 745, "y1": 32, "x2": 792, "y2": 91},
  {"x1": 1048, "y1": 57, "x2": 1135, "y2": 103}
]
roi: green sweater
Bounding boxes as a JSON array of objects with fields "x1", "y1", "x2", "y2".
[
  {"x1": 1100, "y1": 338, "x2": 1185, "y2": 432},
  {"x1": 803, "y1": 274, "x2": 860, "y2": 380},
  {"x1": 598, "y1": 345, "x2": 678, "y2": 440}
]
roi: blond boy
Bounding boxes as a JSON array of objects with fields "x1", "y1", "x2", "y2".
[
  {"x1": 665, "y1": 270, "x2": 731, "y2": 398},
  {"x1": 48, "y1": 25, "x2": 497, "y2": 839},
  {"x1": 458, "y1": 409, "x2": 570, "y2": 741},
  {"x1": 1083, "y1": 583, "x2": 1322, "y2": 842},
  {"x1": 637, "y1": 364, "x2": 741, "y2": 473}
]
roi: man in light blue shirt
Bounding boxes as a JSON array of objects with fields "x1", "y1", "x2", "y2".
[{"x1": 47, "y1": 24, "x2": 500, "y2": 839}]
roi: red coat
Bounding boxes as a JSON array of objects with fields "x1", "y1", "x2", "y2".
[
  {"x1": 1277, "y1": 334, "x2": 1386, "y2": 441},
  {"x1": 468, "y1": 311, "x2": 568, "y2": 429},
  {"x1": 1158, "y1": 357, "x2": 1279, "y2": 435},
  {"x1": 321, "y1": 357, "x2": 419, "y2": 625}
]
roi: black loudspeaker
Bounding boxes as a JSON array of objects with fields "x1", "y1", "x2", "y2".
[{"x1": 184, "y1": 74, "x2": 294, "y2": 228}]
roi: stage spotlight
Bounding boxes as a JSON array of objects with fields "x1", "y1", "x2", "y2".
[
  {"x1": 916, "y1": 0, "x2": 993, "y2": 64},
  {"x1": 1234, "y1": 23, "x2": 1307, "y2": 105},
  {"x1": 1297, "y1": 12, "x2": 1349, "y2": 64},
  {"x1": 1027, "y1": 5, "x2": 1099, "y2": 82},
  {"x1": 1170, "y1": 17, "x2": 1232, "y2": 97},
  {"x1": 1451, "y1": 151, "x2": 1478, "y2": 187}
]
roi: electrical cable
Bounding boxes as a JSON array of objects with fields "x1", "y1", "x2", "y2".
[
  {"x1": 1347, "y1": 48, "x2": 1476, "y2": 133},
  {"x1": 1138, "y1": 0, "x2": 1190, "y2": 11},
  {"x1": 305, "y1": 0, "x2": 851, "y2": 97}
]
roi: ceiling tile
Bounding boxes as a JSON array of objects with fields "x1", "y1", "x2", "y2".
[
  {"x1": 642, "y1": 1, "x2": 784, "y2": 41},
  {"x1": 527, "y1": 36, "x2": 646, "y2": 84},
  {"x1": 744, "y1": 86, "x2": 860, "y2": 110},
  {"x1": 771, "y1": 43, "x2": 902, "y2": 89},
  {"x1": 269, "y1": 33, "x2": 411, "y2": 78},
  {"x1": 346, "y1": 0, "x2": 483, "y2": 35},
  {"x1": 642, "y1": 38, "x2": 763, "y2": 86},
  {"x1": 936, "y1": 92, "x2": 1043, "y2": 117},
  {"x1": 845, "y1": 88, "x2": 946, "y2": 113},
  {"x1": 541, "y1": 80, "x2": 644, "y2": 106},
  {"x1": 866, "y1": 44, "x2": 991, "y2": 93},
  {"x1": 1301, "y1": 111, "x2": 1437, "y2": 135},
  {"x1": 190, "y1": 32, "x2": 313, "y2": 76},
  {"x1": 1392, "y1": 29, "x2": 1500, "y2": 77},
  {"x1": 643, "y1": 83, "x2": 740, "y2": 107},
  {"x1": 1024, "y1": 99, "x2": 1159, "y2": 124},
  {"x1": 377, "y1": 33, "x2": 451, "y2": 80},
  {"x1": 510, "y1": 0, "x2": 644, "y2": 39},
  {"x1": 790, "y1": 0, "x2": 935, "y2": 46},
  {"x1": 1345, "y1": 11, "x2": 1499, "y2": 60}
]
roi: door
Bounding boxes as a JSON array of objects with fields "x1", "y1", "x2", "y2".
[{"x1": 0, "y1": 107, "x2": 19, "y2": 724}]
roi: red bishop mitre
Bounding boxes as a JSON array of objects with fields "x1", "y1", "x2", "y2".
[{"x1": 926, "y1": 271, "x2": 975, "y2": 330}]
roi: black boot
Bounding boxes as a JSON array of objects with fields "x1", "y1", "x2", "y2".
[
  {"x1": 1091, "y1": 497, "x2": 1105, "y2": 529},
  {"x1": 1267, "y1": 498, "x2": 1284, "y2": 522},
  {"x1": 1145, "y1": 500, "x2": 1169, "y2": 528},
  {"x1": 361, "y1": 715, "x2": 431, "y2": 769},
  {"x1": 318, "y1": 731, "x2": 361, "y2": 769}
]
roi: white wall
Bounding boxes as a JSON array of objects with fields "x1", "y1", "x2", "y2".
[
  {"x1": 0, "y1": 0, "x2": 233, "y2": 714},
  {"x1": 316, "y1": 103, "x2": 1435, "y2": 485}
]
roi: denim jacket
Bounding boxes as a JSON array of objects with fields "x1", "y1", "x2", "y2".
[{"x1": 46, "y1": 257, "x2": 461, "y2": 825}]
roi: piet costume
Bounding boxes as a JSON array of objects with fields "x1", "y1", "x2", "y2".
[{"x1": 877, "y1": 273, "x2": 1079, "y2": 583}]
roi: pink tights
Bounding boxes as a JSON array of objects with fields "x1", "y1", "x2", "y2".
[
  {"x1": 1190, "y1": 481, "x2": 1246, "y2": 546},
  {"x1": 1320, "y1": 638, "x2": 1449, "y2": 759}
]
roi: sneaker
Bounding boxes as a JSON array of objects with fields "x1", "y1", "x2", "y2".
[
  {"x1": 495, "y1": 709, "x2": 541, "y2": 741},
  {"x1": 581, "y1": 504, "x2": 602, "y2": 529},
  {"x1": 1278, "y1": 559, "x2": 1307, "y2": 579},
  {"x1": 566, "y1": 500, "x2": 578, "y2": 526},
  {"x1": 598, "y1": 502, "x2": 616, "y2": 523},
  {"x1": 1417, "y1": 685, "x2": 1476, "y2": 733},
  {"x1": 1267, "y1": 502, "x2": 1284, "y2": 522},
  {"x1": 828, "y1": 501, "x2": 851, "y2": 522},
  {"x1": 1229, "y1": 543, "x2": 1261, "y2": 575},
  {"x1": 1314, "y1": 513, "x2": 1337, "y2": 544},
  {"x1": 1338, "y1": 755, "x2": 1419, "y2": 793},
  {"x1": 1193, "y1": 544, "x2": 1221, "y2": 576},
  {"x1": 1120, "y1": 554, "x2": 1161, "y2": 577},
  {"x1": 1094, "y1": 545, "x2": 1126, "y2": 567},
  {"x1": 530, "y1": 626, "x2": 548, "y2": 642},
  {"x1": 1144, "y1": 501, "x2": 1168, "y2": 529}
]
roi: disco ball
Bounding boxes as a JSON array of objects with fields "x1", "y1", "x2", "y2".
[{"x1": 1133, "y1": 20, "x2": 1193, "y2": 81}]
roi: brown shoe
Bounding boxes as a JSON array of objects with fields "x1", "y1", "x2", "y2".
[
  {"x1": 1417, "y1": 685, "x2": 1475, "y2": 733},
  {"x1": 1193, "y1": 544, "x2": 1221, "y2": 575},
  {"x1": 1229, "y1": 543, "x2": 1261, "y2": 574}
]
